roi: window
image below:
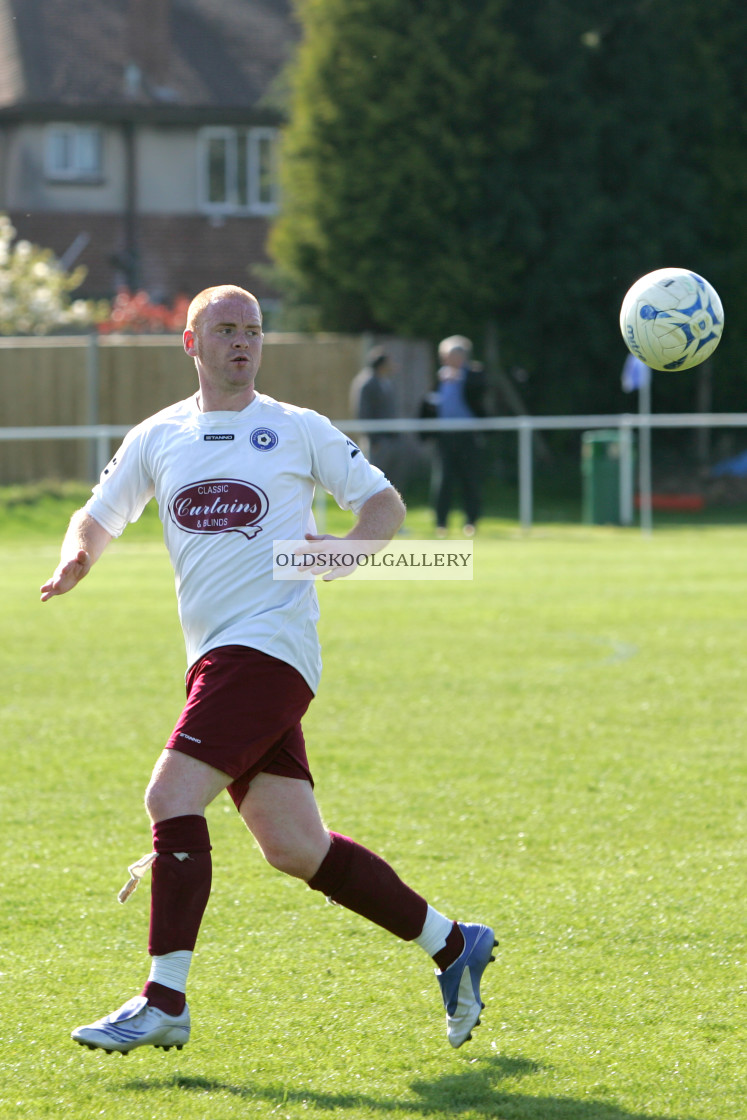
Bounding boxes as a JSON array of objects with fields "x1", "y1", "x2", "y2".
[
  {"x1": 46, "y1": 125, "x2": 103, "y2": 181},
  {"x1": 199, "y1": 127, "x2": 279, "y2": 215},
  {"x1": 248, "y1": 129, "x2": 278, "y2": 214}
]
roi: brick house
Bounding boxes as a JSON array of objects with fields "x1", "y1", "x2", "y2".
[{"x1": 0, "y1": 0, "x2": 297, "y2": 309}]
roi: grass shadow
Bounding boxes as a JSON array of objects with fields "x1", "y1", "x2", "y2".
[{"x1": 117, "y1": 1054, "x2": 703, "y2": 1120}]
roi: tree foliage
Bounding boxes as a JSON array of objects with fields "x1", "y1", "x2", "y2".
[
  {"x1": 497, "y1": 0, "x2": 747, "y2": 414},
  {"x1": 272, "y1": 0, "x2": 537, "y2": 335},
  {"x1": 0, "y1": 215, "x2": 106, "y2": 335},
  {"x1": 272, "y1": 0, "x2": 747, "y2": 414}
]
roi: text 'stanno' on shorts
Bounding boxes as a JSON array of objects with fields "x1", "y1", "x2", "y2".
[{"x1": 165, "y1": 645, "x2": 314, "y2": 808}]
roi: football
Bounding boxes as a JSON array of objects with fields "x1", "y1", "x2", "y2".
[{"x1": 619, "y1": 268, "x2": 724, "y2": 371}]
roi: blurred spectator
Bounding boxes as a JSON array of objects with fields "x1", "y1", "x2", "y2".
[
  {"x1": 349, "y1": 346, "x2": 400, "y2": 479},
  {"x1": 430, "y1": 335, "x2": 486, "y2": 536}
]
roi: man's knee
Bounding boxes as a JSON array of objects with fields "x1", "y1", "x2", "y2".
[
  {"x1": 259, "y1": 830, "x2": 330, "y2": 881},
  {"x1": 144, "y1": 749, "x2": 231, "y2": 823},
  {"x1": 144, "y1": 772, "x2": 174, "y2": 823}
]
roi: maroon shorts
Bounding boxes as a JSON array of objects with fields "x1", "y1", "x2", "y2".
[{"x1": 165, "y1": 645, "x2": 315, "y2": 809}]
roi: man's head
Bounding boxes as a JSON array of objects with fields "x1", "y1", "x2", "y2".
[
  {"x1": 367, "y1": 346, "x2": 390, "y2": 376},
  {"x1": 438, "y1": 335, "x2": 472, "y2": 368},
  {"x1": 183, "y1": 285, "x2": 264, "y2": 411},
  {"x1": 185, "y1": 285, "x2": 262, "y2": 337}
]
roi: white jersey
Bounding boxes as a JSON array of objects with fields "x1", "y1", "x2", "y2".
[{"x1": 85, "y1": 391, "x2": 390, "y2": 692}]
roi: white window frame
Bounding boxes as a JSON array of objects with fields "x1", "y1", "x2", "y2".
[
  {"x1": 198, "y1": 126, "x2": 279, "y2": 216},
  {"x1": 247, "y1": 127, "x2": 279, "y2": 215},
  {"x1": 45, "y1": 124, "x2": 103, "y2": 182}
]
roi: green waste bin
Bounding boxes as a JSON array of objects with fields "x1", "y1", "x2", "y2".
[{"x1": 581, "y1": 429, "x2": 624, "y2": 524}]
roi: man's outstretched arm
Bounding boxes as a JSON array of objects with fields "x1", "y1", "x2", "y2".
[{"x1": 40, "y1": 509, "x2": 113, "y2": 601}]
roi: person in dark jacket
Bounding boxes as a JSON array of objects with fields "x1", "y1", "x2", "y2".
[{"x1": 349, "y1": 347, "x2": 399, "y2": 478}]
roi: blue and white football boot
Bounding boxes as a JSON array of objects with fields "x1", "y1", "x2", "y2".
[
  {"x1": 436, "y1": 922, "x2": 497, "y2": 1047},
  {"x1": 71, "y1": 995, "x2": 190, "y2": 1053}
]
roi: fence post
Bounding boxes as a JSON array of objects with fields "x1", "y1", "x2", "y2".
[
  {"x1": 638, "y1": 377, "x2": 653, "y2": 535},
  {"x1": 619, "y1": 422, "x2": 634, "y2": 526},
  {"x1": 518, "y1": 419, "x2": 533, "y2": 531},
  {"x1": 87, "y1": 332, "x2": 100, "y2": 480},
  {"x1": 95, "y1": 431, "x2": 110, "y2": 479}
]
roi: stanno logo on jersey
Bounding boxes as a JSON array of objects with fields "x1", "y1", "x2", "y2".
[
  {"x1": 169, "y1": 479, "x2": 269, "y2": 541},
  {"x1": 250, "y1": 427, "x2": 279, "y2": 451},
  {"x1": 204, "y1": 434, "x2": 235, "y2": 441},
  {"x1": 346, "y1": 439, "x2": 361, "y2": 458}
]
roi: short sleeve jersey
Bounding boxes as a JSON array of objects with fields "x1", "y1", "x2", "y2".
[{"x1": 85, "y1": 391, "x2": 390, "y2": 692}]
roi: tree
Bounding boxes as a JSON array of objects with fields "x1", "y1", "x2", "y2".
[
  {"x1": 271, "y1": 0, "x2": 538, "y2": 341},
  {"x1": 0, "y1": 214, "x2": 105, "y2": 335}
]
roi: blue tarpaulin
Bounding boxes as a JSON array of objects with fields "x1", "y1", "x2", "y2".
[{"x1": 710, "y1": 451, "x2": 747, "y2": 478}]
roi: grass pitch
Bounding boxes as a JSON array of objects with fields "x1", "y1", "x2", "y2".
[{"x1": 0, "y1": 490, "x2": 744, "y2": 1120}]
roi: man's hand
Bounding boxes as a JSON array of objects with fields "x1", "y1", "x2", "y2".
[
  {"x1": 297, "y1": 487, "x2": 405, "y2": 582},
  {"x1": 298, "y1": 534, "x2": 387, "y2": 582},
  {"x1": 40, "y1": 509, "x2": 113, "y2": 602},
  {"x1": 40, "y1": 549, "x2": 93, "y2": 601}
]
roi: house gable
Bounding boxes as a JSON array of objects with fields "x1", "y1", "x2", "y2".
[{"x1": 0, "y1": 0, "x2": 298, "y2": 302}]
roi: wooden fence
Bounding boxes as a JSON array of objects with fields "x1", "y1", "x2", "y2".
[{"x1": 0, "y1": 333, "x2": 431, "y2": 483}]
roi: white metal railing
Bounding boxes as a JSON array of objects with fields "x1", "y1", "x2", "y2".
[
  {"x1": 4, "y1": 413, "x2": 747, "y2": 531},
  {"x1": 337, "y1": 413, "x2": 747, "y2": 533},
  {"x1": 0, "y1": 424, "x2": 131, "y2": 491}
]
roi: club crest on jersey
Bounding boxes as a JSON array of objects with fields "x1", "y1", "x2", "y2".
[
  {"x1": 169, "y1": 479, "x2": 269, "y2": 541},
  {"x1": 250, "y1": 427, "x2": 278, "y2": 452}
]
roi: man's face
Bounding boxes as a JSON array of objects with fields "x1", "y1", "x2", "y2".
[
  {"x1": 184, "y1": 294, "x2": 263, "y2": 405},
  {"x1": 444, "y1": 347, "x2": 466, "y2": 369}
]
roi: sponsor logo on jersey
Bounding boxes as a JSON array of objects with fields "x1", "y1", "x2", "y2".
[
  {"x1": 250, "y1": 427, "x2": 279, "y2": 451},
  {"x1": 204, "y1": 433, "x2": 235, "y2": 441},
  {"x1": 168, "y1": 479, "x2": 269, "y2": 540},
  {"x1": 346, "y1": 439, "x2": 361, "y2": 458}
]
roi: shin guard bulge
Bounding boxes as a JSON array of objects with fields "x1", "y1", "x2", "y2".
[
  {"x1": 147, "y1": 814, "x2": 213, "y2": 956},
  {"x1": 307, "y1": 831, "x2": 428, "y2": 941}
]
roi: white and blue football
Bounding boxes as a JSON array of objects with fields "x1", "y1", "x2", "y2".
[{"x1": 620, "y1": 268, "x2": 724, "y2": 371}]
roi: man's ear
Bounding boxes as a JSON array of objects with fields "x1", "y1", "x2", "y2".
[{"x1": 183, "y1": 329, "x2": 197, "y2": 356}]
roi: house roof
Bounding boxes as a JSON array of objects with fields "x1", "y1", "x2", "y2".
[{"x1": 0, "y1": 0, "x2": 297, "y2": 121}]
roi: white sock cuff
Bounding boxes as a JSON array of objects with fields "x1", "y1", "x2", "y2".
[
  {"x1": 148, "y1": 950, "x2": 193, "y2": 993},
  {"x1": 413, "y1": 905, "x2": 454, "y2": 957}
]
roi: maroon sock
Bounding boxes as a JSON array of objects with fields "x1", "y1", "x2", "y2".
[
  {"x1": 141, "y1": 980, "x2": 187, "y2": 1017},
  {"x1": 140, "y1": 814, "x2": 212, "y2": 1015},
  {"x1": 433, "y1": 921, "x2": 465, "y2": 971},
  {"x1": 307, "y1": 832, "x2": 428, "y2": 941}
]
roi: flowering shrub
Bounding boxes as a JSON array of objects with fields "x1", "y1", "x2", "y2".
[
  {"x1": 98, "y1": 288, "x2": 190, "y2": 334},
  {"x1": 0, "y1": 214, "x2": 106, "y2": 334}
]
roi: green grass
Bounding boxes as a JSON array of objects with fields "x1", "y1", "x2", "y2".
[{"x1": 1, "y1": 489, "x2": 744, "y2": 1119}]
